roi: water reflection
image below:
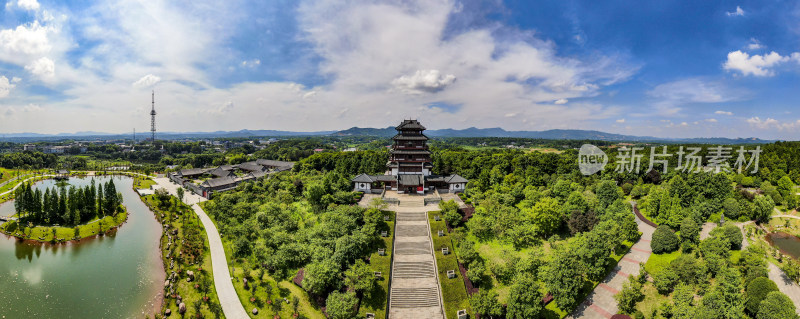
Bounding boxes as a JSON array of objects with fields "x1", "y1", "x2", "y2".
[{"x1": 0, "y1": 176, "x2": 164, "y2": 318}]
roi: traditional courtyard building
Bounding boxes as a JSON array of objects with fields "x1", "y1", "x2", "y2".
[{"x1": 352, "y1": 119, "x2": 467, "y2": 194}]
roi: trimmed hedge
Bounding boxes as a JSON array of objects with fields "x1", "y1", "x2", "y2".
[
  {"x1": 746, "y1": 277, "x2": 778, "y2": 315},
  {"x1": 651, "y1": 225, "x2": 679, "y2": 254}
]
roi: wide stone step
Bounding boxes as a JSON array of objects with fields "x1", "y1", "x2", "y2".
[
  {"x1": 398, "y1": 200, "x2": 425, "y2": 207},
  {"x1": 397, "y1": 212, "x2": 427, "y2": 221},
  {"x1": 395, "y1": 241, "x2": 431, "y2": 255},
  {"x1": 393, "y1": 261, "x2": 435, "y2": 278},
  {"x1": 396, "y1": 225, "x2": 429, "y2": 237},
  {"x1": 390, "y1": 287, "x2": 440, "y2": 308}
]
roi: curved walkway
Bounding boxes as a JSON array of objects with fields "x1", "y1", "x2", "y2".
[
  {"x1": 152, "y1": 177, "x2": 248, "y2": 319},
  {"x1": 192, "y1": 203, "x2": 250, "y2": 319},
  {"x1": 568, "y1": 204, "x2": 656, "y2": 319}
]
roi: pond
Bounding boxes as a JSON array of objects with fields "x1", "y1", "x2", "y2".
[
  {"x1": 0, "y1": 176, "x2": 164, "y2": 318},
  {"x1": 766, "y1": 231, "x2": 800, "y2": 260}
]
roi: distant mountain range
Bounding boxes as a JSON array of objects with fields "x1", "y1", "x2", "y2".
[
  {"x1": 332, "y1": 126, "x2": 771, "y2": 144},
  {"x1": 0, "y1": 127, "x2": 773, "y2": 144}
]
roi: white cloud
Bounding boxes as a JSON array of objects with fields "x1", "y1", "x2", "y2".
[
  {"x1": 209, "y1": 101, "x2": 234, "y2": 115},
  {"x1": 723, "y1": 50, "x2": 790, "y2": 77},
  {"x1": 17, "y1": 0, "x2": 40, "y2": 11},
  {"x1": 715, "y1": 110, "x2": 733, "y2": 115},
  {"x1": 241, "y1": 59, "x2": 261, "y2": 68},
  {"x1": 24, "y1": 57, "x2": 54, "y2": 79},
  {"x1": 616, "y1": 118, "x2": 625, "y2": 123},
  {"x1": 132, "y1": 74, "x2": 161, "y2": 88},
  {"x1": 747, "y1": 38, "x2": 763, "y2": 50},
  {"x1": 747, "y1": 117, "x2": 777, "y2": 128},
  {"x1": 1, "y1": 0, "x2": 638, "y2": 134},
  {"x1": 554, "y1": 98, "x2": 568, "y2": 105},
  {"x1": 0, "y1": 21, "x2": 53, "y2": 59},
  {"x1": 726, "y1": 6, "x2": 745, "y2": 16},
  {"x1": 392, "y1": 69, "x2": 456, "y2": 94},
  {"x1": 679, "y1": 121, "x2": 688, "y2": 127},
  {"x1": 0, "y1": 76, "x2": 14, "y2": 98},
  {"x1": 705, "y1": 118, "x2": 717, "y2": 122},
  {"x1": 646, "y1": 78, "x2": 743, "y2": 117},
  {"x1": 649, "y1": 78, "x2": 738, "y2": 103}
]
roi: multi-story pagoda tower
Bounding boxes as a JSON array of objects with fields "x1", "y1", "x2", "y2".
[
  {"x1": 388, "y1": 119, "x2": 432, "y2": 177},
  {"x1": 351, "y1": 119, "x2": 467, "y2": 195}
]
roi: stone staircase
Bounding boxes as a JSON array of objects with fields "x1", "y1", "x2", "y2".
[
  {"x1": 390, "y1": 287, "x2": 441, "y2": 308},
  {"x1": 398, "y1": 197, "x2": 425, "y2": 207},
  {"x1": 388, "y1": 207, "x2": 445, "y2": 319}
]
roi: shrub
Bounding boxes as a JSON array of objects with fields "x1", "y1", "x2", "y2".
[
  {"x1": 679, "y1": 217, "x2": 699, "y2": 244},
  {"x1": 710, "y1": 224, "x2": 744, "y2": 250},
  {"x1": 757, "y1": 291, "x2": 797, "y2": 319},
  {"x1": 651, "y1": 225, "x2": 679, "y2": 254},
  {"x1": 723, "y1": 198, "x2": 740, "y2": 219},
  {"x1": 615, "y1": 275, "x2": 644, "y2": 314},
  {"x1": 745, "y1": 277, "x2": 779, "y2": 315},
  {"x1": 653, "y1": 267, "x2": 679, "y2": 295},
  {"x1": 325, "y1": 291, "x2": 358, "y2": 319}
]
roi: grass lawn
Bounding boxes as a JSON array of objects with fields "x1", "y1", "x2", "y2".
[
  {"x1": 133, "y1": 176, "x2": 156, "y2": 189},
  {"x1": 634, "y1": 283, "x2": 670, "y2": 316},
  {"x1": 644, "y1": 251, "x2": 681, "y2": 275},
  {"x1": 358, "y1": 210, "x2": 395, "y2": 319},
  {"x1": 1, "y1": 210, "x2": 128, "y2": 242},
  {"x1": 428, "y1": 211, "x2": 472, "y2": 319}
]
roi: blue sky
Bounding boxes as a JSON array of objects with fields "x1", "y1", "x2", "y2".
[{"x1": 0, "y1": 0, "x2": 799, "y2": 139}]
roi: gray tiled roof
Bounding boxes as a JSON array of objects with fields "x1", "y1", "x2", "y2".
[
  {"x1": 395, "y1": 119, "x2": 426, "y2": 131},
  {"x1": 179, "y1": 168, "x2": 209, "y2": 176},
  {"x1": 238, "y1": 162, "x2": 265, "y2": 172},
  {"x1": 256, "y1": 159, "x2": 294, "y2": 168},
  {"x1": 201, "y1": 176, "x2": 239, "y2": 188},
  {"x1": 392, "y1": 134, "x2": 428, "y2": 141},
  {"x1": 398, "y1": 174, "x2": 424, "y2": 185},
  {"x1": 445, "y1": 174, "x2": 468, "y2": 183},
  {"x1": 351, "y1": 173, "x2": 375, "y2": 183}
]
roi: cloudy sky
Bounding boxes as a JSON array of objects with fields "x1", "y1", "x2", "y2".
[{"x1": 1, "y1": 0, "x2": 799, "y2": 139}]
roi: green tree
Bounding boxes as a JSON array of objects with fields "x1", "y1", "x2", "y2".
[
  {"x1": 325, "y1": 291, "x2": 358, "y2": 319},
  {"x1": 596, "y1": 180, "x2": 621, "y2": 209},
  {"x1": 541, "y1": 248, "x2": 584, "y2": 310},
  {"x1": 680, "y1": 217, "x2": 700, "y2": 244},
  {"x1": 753, "y1": 195, "x2": 775, "y2": 223},
  {"x1": 615, "y1": 275, "x2": 644, "y2": 314},
  {"x1": 651, "y1": 225, "x2": 679, "y2": 254},
  {"x1": 653, "y1": 267, "x2": 679, "y2": 295},
  {"x1": 757, "y1": 291, "x2": 798, "y2": 319},
  {"x1": 439, "y1": 200, "x2": 461, "y2": 227},
  {"x1": 723, "y1": 198, "x2": 741, "y2": 220},
  {"x1": 672, "y1": 283, "x2": 695, "y2": 319},
  {"x1": 506, "y1": 274, "x2": 543, "y2": 319},
  {"x1": 471, "y1": 289, "x2": 504, "y2": 319},
  {"x1": 343, "y1": 259, "x2": 376, "y2": 299},
  {"x1": 302, "y1": 258, "x2": 341, "y2": 295},
  {"x1": 177, "y1": 187, "x2": 185, "y2": 204},
  {"x1": 746, "y1": 277, "x2": 779, "y2": 315},
  {"x1": 526, "y1": 197, "x2": 562, "y2": 238}
]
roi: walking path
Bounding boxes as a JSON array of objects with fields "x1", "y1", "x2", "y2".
[
  {"x1": 379, "y1": 194, "x2": 445, "y2": 319},
  {"x1": 568, "y1": 204, "x2": 655, "y2": 319},
  {"x1": 192, "y1": 203, "x2": 250, "y2": 319},
  {"x1": 152, "y1": 177, "x2": 249, "y2": 319},
  {"x1": 768, "y1": 263, "x2": 800, "y2": 314}
]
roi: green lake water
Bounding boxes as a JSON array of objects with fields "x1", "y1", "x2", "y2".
[
  {"x1": 766, "y1": 231, "x2": 800, "y2": 260},
  {"x1": 0, "y1": 176, "x2": 164, "y2": 318}
]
